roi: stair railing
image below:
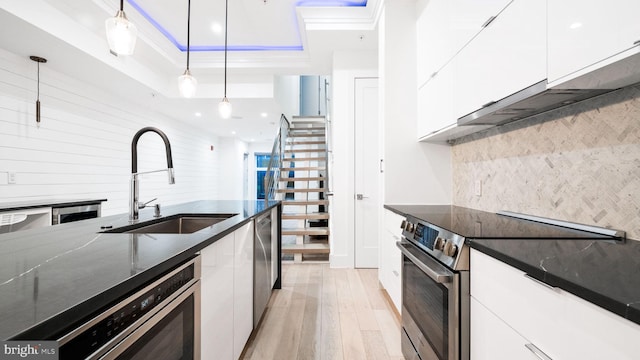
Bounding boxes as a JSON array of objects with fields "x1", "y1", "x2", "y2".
[
  {"x1": 264, "y1": 114, "x2": 290, "y2": 204},
  {"x1": 323, "y1": 78, "x2": 333, "y2": 196}
]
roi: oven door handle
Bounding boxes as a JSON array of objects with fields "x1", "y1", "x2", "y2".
[{"x1": 396, "y1": 241, "x2": 453, "y2": 284}]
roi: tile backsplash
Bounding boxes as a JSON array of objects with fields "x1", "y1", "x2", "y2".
[{"x1": 452, "y1": 84, "x2": 640, "y2": 241}]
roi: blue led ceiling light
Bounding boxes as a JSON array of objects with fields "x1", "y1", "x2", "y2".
[{"x1": 127, "y1": 0, "x2": 367, "y2": 52}]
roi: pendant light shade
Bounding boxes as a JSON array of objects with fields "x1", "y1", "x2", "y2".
[
  {"x1": 218, "y1": 0, "x2": 232, "y2": 118},
  {"x1": 105, "y1": 0, "x2": 137, "y2": 55},
  {"x1": 218, "y1": 97, "x2": 232, "y2": 119},
  {"x1": 179, "y1": 0, "x2": 197, "y2": 98},
  {"x1": 178, "y1": 70, "x2": 198, "y2": 98}
]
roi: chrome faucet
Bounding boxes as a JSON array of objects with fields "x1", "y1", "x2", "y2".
[{"x1": 130, "y1": 127, "x2": 175, "y2": 220}]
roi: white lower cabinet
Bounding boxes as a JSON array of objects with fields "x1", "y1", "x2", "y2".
[
  {"x1": 200, "y1": 233, "x2": 235, "y2": 360},
  {"x1": 233, "y1": 221, "x2": 254, "y2": 360},
  {"x1": 470, "y1": 297, "x2": 537, "y2": 360},
  {"x1": 379, "y1": 209, "x2": 404, "y2": 313},
  {"x1": 471, "y1": 249, "x2": 640, "y2": 360},
  {"x1": 200, "y1": 221, "x2": 255, "y2": 360}
]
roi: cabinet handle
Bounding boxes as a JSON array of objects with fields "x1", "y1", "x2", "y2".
[
  {"x1": 524, "y1": 274, "x2": 559, "y2": 292},
  {"x1": 525, "y1": 343, "x2": 553, "y2": 360},
  {"x1": 430, "y1": 71, "x2": 438, "y2": 79},
  {"x1": 481, "y1": 15, "x2": 496, "y2": 28},
  {"x1": 392, "y1": 270, "x2": 399, "y2": 277},
  {"x1": 482, "y1": 100, "x2": 497, "y2": 108},
  {"x1": 634, "y1": 40, "x2": 640, "y2": 46}
]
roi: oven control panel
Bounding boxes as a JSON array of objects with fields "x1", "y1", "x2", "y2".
[
  {"x1": 401, "y1": 217, "x2": 466, "y2": 268},
  {"x1": 59, "y1": 260, "x2": 196, "y2": 359}
]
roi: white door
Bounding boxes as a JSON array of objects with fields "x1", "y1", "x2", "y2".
[{"x1": 354, "y1": 77, "x2": 380, "y2": 268}]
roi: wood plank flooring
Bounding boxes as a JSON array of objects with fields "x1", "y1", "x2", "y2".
[{"x1": 241, "y1": 264, "x2": 405, "y2": 360}]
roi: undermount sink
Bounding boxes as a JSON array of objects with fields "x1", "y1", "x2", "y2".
[{"x1": 103, "y1": 214, "x2": 237, "y2": 234}]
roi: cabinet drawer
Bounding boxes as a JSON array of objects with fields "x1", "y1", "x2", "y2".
[
  {"x1": 471, "y1": 297, "x2": 539, "y2": 360},
  {"x1": 471, "y1": 249, "x2": 640, "y2": 360},
  {"x1": 471, "y1": 250, "x2": 562, "y2": 359},
  {"x1": 384, "y1": 209, "x2": 404, "y2": 235}
]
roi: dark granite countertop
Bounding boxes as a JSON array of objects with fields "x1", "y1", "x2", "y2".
[
  {"x1": 0, "y1": 199, "x2": 108, "y2": 212},
  {"x1": 0, "y1": 200, "x2": 279, "y2": 340},
  {"x1": 385, "y1": 204, "x2": 640, "y2": 326}
]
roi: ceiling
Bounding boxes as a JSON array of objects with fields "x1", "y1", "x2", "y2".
[{"x1": 0, "y1": 0, "x2": 381, "y2": 142}]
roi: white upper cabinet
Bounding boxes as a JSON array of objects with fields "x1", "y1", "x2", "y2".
[
  {"x1": 453, "y1": 0, "x2": 546, "y2": 119},
  {"x1": 416, "y1": 0, "x2": 513, "y2": 88},
  {"x1": 548, "y1": 1, "x2": 640, "y2": 87},
  {"x1": 417, "y1": 63, "x2": 455, "y2": 138}
]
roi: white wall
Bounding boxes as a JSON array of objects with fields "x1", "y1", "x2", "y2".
[
  {"x1": 382, "y1": 0, "x2": 452, "y2": 205},
  {"x1": 0, "y1": 48, "x2": 221, "y2": 215},
  {"x1": 216, "y1": 138, "x2": 249, "y2": 200},
  {"x1": 274, "y1": 75, "x2": 301, "y2": 121},
  {"x1": 330, "y1": 50, "x2": 378, "y2": 268}
]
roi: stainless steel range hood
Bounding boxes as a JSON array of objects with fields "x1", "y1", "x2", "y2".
[{"x1": 457, "y1": 80, "x2": 614, "y2": 127}]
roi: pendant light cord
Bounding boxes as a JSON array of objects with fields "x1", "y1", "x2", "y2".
[
  {"x1": 186, "y1": 0, "x2": 191, "y2": 70},
  {"x1": 224, "y1": 0, "x2": 228, "y2": 98},
  {"x1": 120, "y1": 0, "x2": 124, "y2": 11},
  {"x1": 36, "y1": 63, "x2": 40, "y2": 101}
]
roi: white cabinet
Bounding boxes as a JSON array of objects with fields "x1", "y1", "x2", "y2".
[
  {"x1": 454, "y1": 0, "x2": 546, "y2": 119},
  {"x1": 471, "y1": 249, "x2": 640, "y2": 360},
  {"x1": 548, "y1": 1, "x2": 640, "y2": 86},
  {"x1": 417, "y1": 64, "x2": 455, "y2": 138},
  {"x1": 200, "y1": 233, "x2": 235, "y2": 360},
  {"x1": 200, "y1": 221, "x2": 256, "y2": 360},
  {"x1": 470, "y1": 297, "x2": 537, "y2": 360},
  {"x1": 233, "y1": 221, "x2": 254, "y2": 360},
  {"x1": 378, "y1": 209, "x2": 404, "y2": 313},
  {"x1": 416, "y1": 0, "x2": 513, "y2": 87}
]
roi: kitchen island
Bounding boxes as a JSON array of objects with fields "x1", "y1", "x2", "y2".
[{"x1": 0, "y1": 200, "x2": 280, "y2": 341}]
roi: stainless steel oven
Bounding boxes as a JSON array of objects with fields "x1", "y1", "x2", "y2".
[
  {"x1": 397, "y1": 217, "x2": 469, "y2": 360},
  {"x1": 58, "y1": 256, "x2": 201, "y2": 360}
]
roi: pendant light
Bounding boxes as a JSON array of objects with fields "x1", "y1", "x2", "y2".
[
  {"x1": 105, "y1": 0, "x2": 138, "y2": 56},
  {"x1": 178, "y1": 0, "x2": 197, "y2": 97},
  {"x1": 30, "y1": 56, "x2": 47, "y2": 128},
  {"x1": 218, "y1": 0, "x2": 232, "y2": 119}
]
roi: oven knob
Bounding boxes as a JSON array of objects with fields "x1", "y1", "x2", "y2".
[
  {"x1": 407, "y1": 223, "x2": 414, "y2": 232},
  {"x1": 400, "y1": 220, "x2": 407, "y2": 229},
  {"x1": 434, "y1": 237, "x2": 445, "y2": 251},
  {"x1": 443, "y1": 241, "x2": 458, "y2": 257}
]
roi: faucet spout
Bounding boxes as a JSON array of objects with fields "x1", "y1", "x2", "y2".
[
  {"x1": 131, "y1": 127, "x2": 174, "y2": 174},
  {"x1": 130, "y1": 127, "x2": 175, "y2": 221}
]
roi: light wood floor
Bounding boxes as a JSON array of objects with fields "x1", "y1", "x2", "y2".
[{"x1": 241, "y1": 264, "x2": 405, "y2": 360}]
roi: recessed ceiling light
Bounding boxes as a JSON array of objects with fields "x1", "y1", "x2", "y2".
[
  {"x1": 260, "y1": 112, "x2": 268, "y2": 117},
  {"x1": 195, "y1": 112, "x2": 202, "y2": 117},
  {"x1": 231, "y1": 131, "x2": 236, "y2": 135},
  {"x1": 250, "y1": 138, "x2": 255, "y2": 142},
  {"x1": 211, "y1": 22, "x2": 223, "y2": 35},
  {"x1": 569, "y1": 22, "x2": 582, "y2": 29}
]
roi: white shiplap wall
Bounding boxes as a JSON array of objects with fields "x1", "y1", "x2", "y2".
[{"x1": 0, "y1": 49, "x2": 220, "y2": 215}]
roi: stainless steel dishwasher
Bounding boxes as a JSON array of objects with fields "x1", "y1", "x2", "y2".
[{"x1": 254, "y1": 211, "x2": 273, "y2": 328}]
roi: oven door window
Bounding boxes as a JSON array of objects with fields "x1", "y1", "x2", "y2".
[
  {"x1": 112, "y1": 294, "x2": 195, "y2": 360},
  {"x1": 404, "y1": 256, "x2": 449, "y2": 360}
]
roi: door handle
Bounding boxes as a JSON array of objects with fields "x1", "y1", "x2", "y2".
[{"x1": 356, "y1": 194, "x2": 369, "y2": 200}]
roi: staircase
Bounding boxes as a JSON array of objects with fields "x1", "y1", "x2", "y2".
[{"x1": 265, "y1": 115, "x2": 331, "y2": 263}]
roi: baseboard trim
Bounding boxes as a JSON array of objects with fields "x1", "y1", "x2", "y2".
[{"x1": 379, "y1": 282, "x2": 401, "y2": 325}]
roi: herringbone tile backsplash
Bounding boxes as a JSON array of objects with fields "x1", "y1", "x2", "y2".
[{"x1": 452, "y1": 84, "x2": 640, "y2": 241}]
